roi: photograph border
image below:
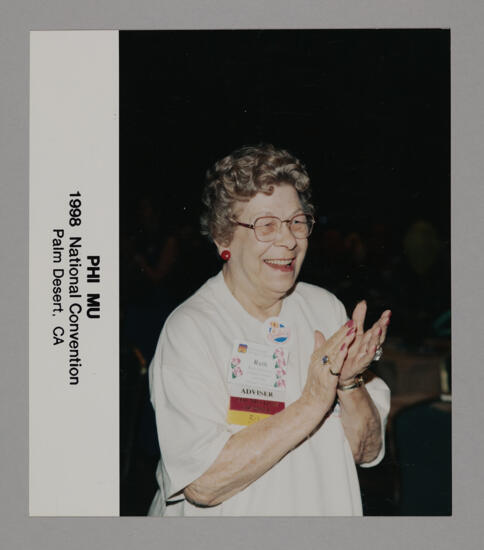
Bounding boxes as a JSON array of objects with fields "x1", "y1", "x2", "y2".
[{"x1": 2, "y1": 0, "x2": 483, "y2": 548}]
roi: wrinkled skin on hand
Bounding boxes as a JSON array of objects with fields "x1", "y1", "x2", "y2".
[
  {"x1": 302, "y1": 324, "x2": 357, "y2": 412},
  {"x1": 338, "y1": 301, "x2": 391, "y2": 384}
]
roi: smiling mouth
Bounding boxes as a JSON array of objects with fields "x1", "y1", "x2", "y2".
[{"x1": 263, "y1": 258, "x2": 295, "y2": 272}]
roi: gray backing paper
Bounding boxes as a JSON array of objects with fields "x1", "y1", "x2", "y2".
[{"x1": 1, "y1": 0, "x2": 483, "y2": 548}]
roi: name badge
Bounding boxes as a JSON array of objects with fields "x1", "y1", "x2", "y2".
[{"x1": 227, "y1": 340, "x2": 288, "y2": 426}]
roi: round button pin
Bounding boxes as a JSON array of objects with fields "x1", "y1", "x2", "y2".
[{"x1": 263, "y1": 317, "x2": 291, "y2": 345}]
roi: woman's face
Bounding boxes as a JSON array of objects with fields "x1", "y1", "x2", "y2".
[{"x1": 221, "y1": 184, "x2": 309, "y2": 304}]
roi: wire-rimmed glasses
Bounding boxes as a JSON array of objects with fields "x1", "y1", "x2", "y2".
[{"x1": 234, "y1": 213, "x2": 315, "y2": 242}]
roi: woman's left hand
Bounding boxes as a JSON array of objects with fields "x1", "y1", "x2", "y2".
[{"x1": 337, "y1": 301, "x2": 391, "y2": 384}]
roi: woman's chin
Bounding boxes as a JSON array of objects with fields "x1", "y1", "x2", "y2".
[{"x1": 264, "y1": 275, "x2": 298, "y2": 296}]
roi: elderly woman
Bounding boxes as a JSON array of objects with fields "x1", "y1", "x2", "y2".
[{"x1": 148, "y1": 144, "x2": 391, "y2": 516}]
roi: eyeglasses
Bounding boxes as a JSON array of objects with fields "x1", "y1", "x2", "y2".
[{"x1": 234, "y1": 213, "x2": 315, "y2": 242}]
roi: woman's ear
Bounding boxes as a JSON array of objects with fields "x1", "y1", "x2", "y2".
[
  {"x1": 213, "y1": 240, "x2": 224, "y2": 257},
  {"x1": 214, "y1": 240, "x2": 230, "y2": 257},
  {"x1": 214, "y1": 238, "x2": 232, "y2": 261}
]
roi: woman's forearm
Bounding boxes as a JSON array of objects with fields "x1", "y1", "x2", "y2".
[
  {"x1": 184, "y1": 325, "x2": 357, "y2": 507},
  {"x1": 183, "y1": 397, "x2": 324, "y2": 507},
  {"x1": 337, "y1": 385, "x2": 382, "y2": 464}
]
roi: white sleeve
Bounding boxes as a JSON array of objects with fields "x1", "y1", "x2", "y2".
[
  {"x1": 149, "y1": 311, "x2": 232, "y2": 499},
  {"x1": 359, "y1": 375, "x2": 391, "y2": 468},
  {"x1": 329, "y1": 292, "x2": 350, "y2": 326}
]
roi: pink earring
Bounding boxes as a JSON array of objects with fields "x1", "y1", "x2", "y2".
[{"x1": 221, "y1": 250, "x2": 231, "y2": 261}]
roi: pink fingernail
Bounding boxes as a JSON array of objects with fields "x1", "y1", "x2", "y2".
[
  {"x1": 346, "y1": 327, "x2": 356, "y2": 336},
  {"x1": 340, "y1": 343, "x2": 346, "y2": 351},
  {"x1": 378, "y1": 328, "x2": 382, "y2": 336},
  {"x1": 346, "y1": 319, "x2": 354, "y2": 328},
  {"x1": 385, "y1": 319, "x2": 391, "y2": 326}
]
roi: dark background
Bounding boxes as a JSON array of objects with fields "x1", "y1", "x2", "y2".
[{"x1": 119, "y1": 30, "x2": 450, "y2": 516}]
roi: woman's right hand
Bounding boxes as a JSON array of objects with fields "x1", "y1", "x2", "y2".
[
  {"x1": 300, "y1": 322, "x2": 357, "y2": 415},
  {"x1": 182, "y1": 320, "x2": 357, "y2": 507}
]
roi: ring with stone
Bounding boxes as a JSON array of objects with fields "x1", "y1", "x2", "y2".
[
  {"x1": 322, "y1": 355, "x2": 340, "y2": 376},
  {"x1": 373, "y1": 346, "x2": 383, "y2": 361}
]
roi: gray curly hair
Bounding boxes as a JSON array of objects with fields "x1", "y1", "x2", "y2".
[{"x1": 200, "y1": 144, "x2": 314, "y2": 245}]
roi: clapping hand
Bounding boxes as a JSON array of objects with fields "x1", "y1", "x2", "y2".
[{"x1": 337, "y1": 301, "x2": 391, "y2": 384}]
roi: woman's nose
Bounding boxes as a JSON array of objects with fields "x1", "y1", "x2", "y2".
[{"x1": 273, "y1": 221, "x2": 297, "y2": 248}]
